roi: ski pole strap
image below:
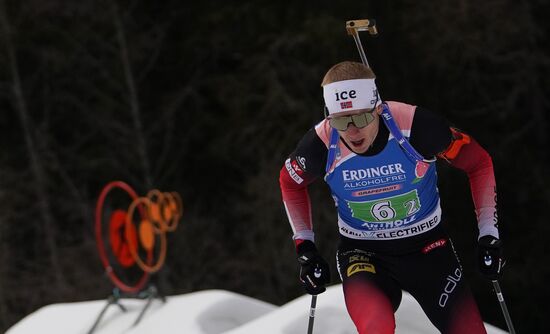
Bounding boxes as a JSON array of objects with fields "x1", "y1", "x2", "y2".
[
  {"x1": 325, "y1": 128, "x2": 340, "y2": 173},
  {"x1": 380, "y1": 103, "x2": 432, "y2": 163}
]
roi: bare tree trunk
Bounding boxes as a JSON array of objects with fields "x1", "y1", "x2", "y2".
[
  {"x1": 111, "y1": 1, "x2": 152, "y2": 189},
  {"x1": 0, "y1": 0, "x2": 65, "y2": 289},
  {"x1": 0, "y1": 211, "x2": 7, "y2": 329}
]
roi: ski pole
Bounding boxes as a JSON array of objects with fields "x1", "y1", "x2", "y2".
[
  {"x1": 307, "y1": 295, "x2": 317, "y2": 334},
  {"x1": 492, "y1": 280, "x2": 516, "y2": 334},
  {"x1": 345, "y1": 19, "x2": 378, "y2": 68}
]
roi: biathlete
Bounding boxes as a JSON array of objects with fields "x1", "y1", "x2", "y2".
[{"x1": 279, "y1": 61, "x2": 504, "y2": 334}]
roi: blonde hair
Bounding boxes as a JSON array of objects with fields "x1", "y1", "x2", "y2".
[{"x1": 321, "y1": 61, "x2": 376, "y2": 86}]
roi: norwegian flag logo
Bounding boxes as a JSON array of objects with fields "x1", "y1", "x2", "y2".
[
  {"x1": 291, "y1": 160, "x2": 303, "y2": 174},
  {"x1": 340, "y1": 101, "x2": 353, "y2": 109}
]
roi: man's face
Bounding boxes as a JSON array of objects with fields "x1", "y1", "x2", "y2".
[{"x1": 331, "y1": 107, "x2": 380, "y2": 154}]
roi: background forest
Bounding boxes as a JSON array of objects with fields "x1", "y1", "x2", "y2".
[{"x1": 1, "y1": 0, "x2": 549, "y2": 332}]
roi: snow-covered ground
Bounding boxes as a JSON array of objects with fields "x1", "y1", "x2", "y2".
[{"x1": 7, "y1": 284, "x2": 507, "y2": 334}]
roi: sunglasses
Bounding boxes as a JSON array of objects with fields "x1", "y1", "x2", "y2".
[{"x1": 328, "y1": 109, "x2": 376, "y2": 131}]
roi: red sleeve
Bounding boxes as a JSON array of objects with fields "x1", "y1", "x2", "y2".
[
  {"x1": 439, "y1": 128, "x2": 499, "y2": 239},
  {"x1": 279, "y1": 163, "x2": 314, "y2": 245},
  {"x1": 279, "y1": 128, "x2": 327, "y2": 247}
]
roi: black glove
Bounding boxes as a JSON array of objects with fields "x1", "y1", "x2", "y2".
[
  {"x1": 477, "y1": 235, "x2": 504, "y2": 280},
  {"x1": 296, "y1": 240, "x2": 330, "y2": 295}
]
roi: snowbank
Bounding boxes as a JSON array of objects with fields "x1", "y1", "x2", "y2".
[{"x1": 7, "y1": 285, "x2": 507, "y2": 334}]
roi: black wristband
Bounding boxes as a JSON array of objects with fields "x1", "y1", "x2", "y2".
[{"x1": 296, "y1": 240, "x2": 317, "y2": 256}]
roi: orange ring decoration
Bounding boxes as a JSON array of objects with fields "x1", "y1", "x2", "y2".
[
  {"x1": 95, "y1": 181, "x2": 150, "y2": 293},
  {"x1": 96, "y1": 182, "x2": 183, "y2": 288},
  {"x1": 163, "y1": 191, "x2": 182, "y2": 232},
  {"x1": 145, "y1": 189, "x2": 182, "y2": 233},
  {"x1": 126, "y1": 197, "x2": 167, "y2": 273},
  {"x1": 146, "y1": 189, "x2": 170, "y2": 233}
]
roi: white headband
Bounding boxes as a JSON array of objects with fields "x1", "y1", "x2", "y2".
[{"x1": 323, "y1": 79, "x2": 381, "y2": 116}]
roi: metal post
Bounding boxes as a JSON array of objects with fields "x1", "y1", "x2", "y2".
[
  {"x1": 87, "y1": 291, "x2": 127, "y2": 334},
  {"x1": 133, "y1": 285, "x2": 166, "y2": 326}
]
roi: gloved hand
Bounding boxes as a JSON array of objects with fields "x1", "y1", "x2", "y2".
[
  {"x1": 296, "y1": 240, "x2": 330, "y2": 295},
  {"x1": 477, "y1": 235, "x2": 504, "y2": 280}
]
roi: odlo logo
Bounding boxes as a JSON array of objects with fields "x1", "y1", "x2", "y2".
[{"x1": 438, "y1": 268, "x2": 462, "y2": 308}]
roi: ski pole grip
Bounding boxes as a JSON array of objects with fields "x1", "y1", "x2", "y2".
[{"x1": 346, "y1": 19, "x2": 378, "y2": 36}]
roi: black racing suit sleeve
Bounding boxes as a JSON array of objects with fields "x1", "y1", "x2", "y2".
[
  {"x1": 409, "y1": 106, "x2": 453, "y2": 159},
  {"x1": 287, "y1": 127, "x2": 328, "y2": 183}
]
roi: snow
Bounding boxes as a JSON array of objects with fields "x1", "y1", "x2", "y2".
[{"x1": 7, "y1": 284, "x2": 507, "y2": 334}]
